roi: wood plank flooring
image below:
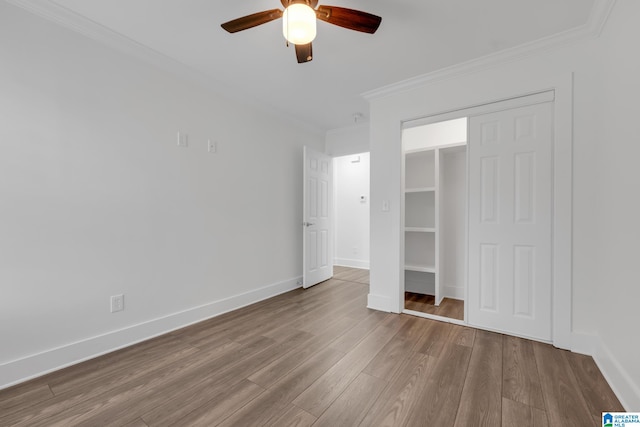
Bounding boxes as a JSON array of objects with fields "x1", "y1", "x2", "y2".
[
  {"x1": 405, "y1": 291, "x2": 465, "y2": 321},
  {"x1": 0, "y1": 267, "x2": 623, "y2": 426}
]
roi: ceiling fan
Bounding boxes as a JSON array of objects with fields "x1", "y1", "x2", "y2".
[{"x1": 221, "y1": 0, "x2": 382, "y2": 63}]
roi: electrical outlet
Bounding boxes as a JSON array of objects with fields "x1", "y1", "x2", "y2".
[
  {"x1": 207, "y1": 139, "x2": 217, "y2": 153},
  {"x1": 110, "y1": 294, "x2": 124, "y2": 313}
]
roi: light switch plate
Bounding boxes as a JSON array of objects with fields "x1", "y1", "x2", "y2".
[{"x1": 177, "y1": 132, "x2": 188, "y2": 148}]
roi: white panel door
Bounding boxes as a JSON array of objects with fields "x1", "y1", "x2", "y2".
[
  {"x1": 468, "y1": 102, "x2": 553, "y2": 341},
  {"x1": 303, "y1": 147, "x2": 333, "y2": 288}
]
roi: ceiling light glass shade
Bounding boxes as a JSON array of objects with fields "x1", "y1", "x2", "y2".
[{"x1": 282, "y1": 4, "x2": 316, "y2": 45}]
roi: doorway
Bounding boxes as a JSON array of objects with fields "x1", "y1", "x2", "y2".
[
  {"x1": 401, "y1": 118, "x2": 467, "y2": 322},
  {"x1": 332, "y1": 152, "x2": 370, "y2": 275}
]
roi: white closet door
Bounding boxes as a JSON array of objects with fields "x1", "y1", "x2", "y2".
[{"x1": 468, "y1": 102, "x2": 552, "y2": 341}]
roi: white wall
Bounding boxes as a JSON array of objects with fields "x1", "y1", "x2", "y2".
[
  {"x1": 0, "y1": 2, "x2": 324, "y2": 388},
  {"x1": 594, "y1": 0, "x2": 640, "y2": 410},
  {"x1": 367, "y1": 1, "x2": 639, "y2": 410},
  {"x1": 333, "y1": 153, "x2": 370, "y2": 269},
  {"x1": 440, "y1": 148, "x2": 466, "y2": 300},
  {"x1": 326, "y1": 123, "x2": 370, "y2": 157}
]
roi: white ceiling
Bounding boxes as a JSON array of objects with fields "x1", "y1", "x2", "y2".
[{"x1": 43, "y1": 0, "x2": 595, "y2": 131}]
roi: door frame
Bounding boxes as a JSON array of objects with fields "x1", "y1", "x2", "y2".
[{"x1": 396, "y1": 76, "x2": 573, "y2": 349}]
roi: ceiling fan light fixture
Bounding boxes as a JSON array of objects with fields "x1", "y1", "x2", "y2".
[{"x1": 282, "y1": 4, "x2": 316, "y2": 45}]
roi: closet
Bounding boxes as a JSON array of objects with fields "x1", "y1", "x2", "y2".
[
  {"x1": 402, "y1": 118, "x2": 467, "y2": 319},
  {"x1": 398, "y1": 92, "x2": 556, "y2": 339}
]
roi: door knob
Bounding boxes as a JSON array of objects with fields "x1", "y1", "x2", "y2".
[{"x1": 303, "y1": 222, "x2": 315, "y2": 227}]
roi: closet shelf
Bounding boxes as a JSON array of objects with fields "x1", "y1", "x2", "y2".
[
  {"x1": 405, "y1": 227, "x2": 436, "y2": 233},
  {"x1": 405, "y1": 187, "x2": 435, "y2": 193},
  {"x1": 405, "y1": 265, "x2": 436, "y2": 273}
]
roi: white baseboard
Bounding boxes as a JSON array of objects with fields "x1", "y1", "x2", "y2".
[
  {"x1": 0, "y1": 276, "x2": 302, "y2": 391},
  {"x1": 443, "y1": 285, "x2": 464, "y2": 300},
  {"x1": 367, "y1": 293, "x2": 393, "y2": 313},
  {"x1": 591, "y1": 337, "x2": 640, "y2": 411},
  {"x1": 334, "y1": 258, "x2": 370, "y2": 269},
  {"x1": 572, "y1": 331, "x2": 640, "y2": 411},
  {"x1": 405, "y1": 278, "x2": 435, "y2": 295}
]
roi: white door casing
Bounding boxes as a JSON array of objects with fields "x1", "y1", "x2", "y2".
[
  {"x1": 303, "y1": 147, "x2": 333, "y2": 288},
  {"x1": 468, "y1": 102, "x2": 553, "y2": 341}
]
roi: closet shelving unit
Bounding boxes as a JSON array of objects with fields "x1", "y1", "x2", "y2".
[
  {"x1": 403, "y1": 148, "x2": 438, "y2": 299},
  {"x1": 403, "y1": 142, "x2": 466, "y2": 306}
]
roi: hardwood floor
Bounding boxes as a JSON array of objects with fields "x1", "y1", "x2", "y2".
[
  {"x1": 333, "y1": 265, "x2": 369, "y2": 284},
  {"x1": 0, "y1": 267, "x2": 623, "y2": 426},
  {"x1": 404, "y1": 292, "x2": 465, "y2": 321}
]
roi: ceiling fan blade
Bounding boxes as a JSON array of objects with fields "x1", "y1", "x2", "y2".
[
  {"x1": 316, "y1": 6, "x2": 381, "y2": 34},
  {"x1": 295, "y1": 43, "x2": 313, "y2": 63},
  {"x1": 221, "y1": 9, "x2": 283, "y2": 33}
]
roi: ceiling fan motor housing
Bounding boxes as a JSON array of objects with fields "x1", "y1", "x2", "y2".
[
  {"x1": 282, "y1": 3, "x2": 317, "y2": 45},
  {"x1": 282, "y1": 0, "x2": 319, "y2": 8}
]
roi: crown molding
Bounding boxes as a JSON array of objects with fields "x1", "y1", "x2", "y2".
[
  {"x1": 588, "y1": 0, "x2": 617, "y2": 36},
  {"x1": 3, "y1": 0, "x2": 325, "y2": 136},
  {"x1": 362, "y1": 0, "x2": 616, "y2": 101},
  {"x1": 5, "y1": 0, "x2": 180, "y2": 70},
  {"x1": 4, "y1": 0, "x2": 615, "y2": 132}
]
